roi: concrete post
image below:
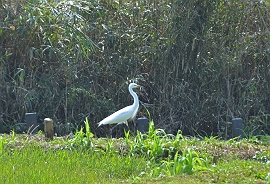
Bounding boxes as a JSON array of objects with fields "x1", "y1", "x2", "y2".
[
  {"x1": 44, "y1": 118, "x2": 54, "y2": 140},
  {"x1": 25, "y1": 112, "x2": 38, "y2": 134},
  {"x1": 137, "y1": 117, "x2": 149, "y2": 133},
  {"x1": 232, "y1": 118, "x2": 245, "y2": 138}
]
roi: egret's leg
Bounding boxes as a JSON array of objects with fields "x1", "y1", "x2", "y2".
[
  {"x1": 123, "y1": 121, "x2": 129, "y2": 127},
  {"x1": 117, "y1": 122, "x2": 124, "y2": 125},
  {"x1": 110, "y1": 122, "x2": 123, "y2": 136},
  {"x1": 110, "y1": 122, "x2": 129, "y2": 137}
]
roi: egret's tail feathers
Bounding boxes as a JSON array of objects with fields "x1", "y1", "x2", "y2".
[{"x1": 97, "y1": 121, "x2": 103, "y2": 127}]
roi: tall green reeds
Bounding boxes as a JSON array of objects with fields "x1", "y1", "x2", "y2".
[{"x1": 0, "y1": 0, "x2": 269, "y2": 137}]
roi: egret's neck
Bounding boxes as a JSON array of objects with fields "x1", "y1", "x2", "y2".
[{"x1": 129, "y1": 87, "x2": 139, "y2": 107}]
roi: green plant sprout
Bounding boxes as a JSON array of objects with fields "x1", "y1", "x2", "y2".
[{"x1": 69, "y1": 117, "x2": 94, "y2": 149}]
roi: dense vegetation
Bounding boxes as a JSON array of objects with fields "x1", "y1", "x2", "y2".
[{"x1": 0, "y1": 0, "x2": 270, "y2": 137}]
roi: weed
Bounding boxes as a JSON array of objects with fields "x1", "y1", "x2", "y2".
[
  {"x1": 157, "y1": 149, "x2": 209, "y2": 177},
  {"x1": 69, "y1": 118, "x2": 94, "y2": 149},
  {"x1": 0, "y1": 136, "x2": 6, "y2": 154},
  {"x1": 105, "y1": 139, "x2": 113, "y2": 154},
  {"x1": 85, "y1": 117, "x2": 94, "y2": 140},
  {"x1": 266, "y1": 173, "x2": 270, "y2": 183}
]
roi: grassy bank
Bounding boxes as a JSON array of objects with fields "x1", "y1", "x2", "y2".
[{"x1": 0, "y1": 123, "x2": 269, "y2": 183}]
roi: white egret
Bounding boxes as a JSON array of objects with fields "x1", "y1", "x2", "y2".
[{"x1": 98, "y1": 83, "x2": 141, "y2": 127}]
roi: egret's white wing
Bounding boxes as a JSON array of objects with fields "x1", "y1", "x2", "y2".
[{"x1": 98, "y1": 105, "x2": 133, "y2": 126}]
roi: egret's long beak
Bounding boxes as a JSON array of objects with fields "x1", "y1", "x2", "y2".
[
  {"x1": 133, "y1": 84, "x2": 143, "y2": 90},
  {"x1": 136, "y1": 85, "x2": 143, "y2": 90}
]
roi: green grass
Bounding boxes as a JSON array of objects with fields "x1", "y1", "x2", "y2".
[
  {"x1": 0, "y1": 144, "x2": 151, "y2": 183},
  {"x1": 0, "y1": 121, "x2": 270, "y2": 183}
]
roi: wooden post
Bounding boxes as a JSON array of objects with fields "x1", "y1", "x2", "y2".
[{"x1": 44, "y1": 118, "x2": 54, "y2": 140}]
